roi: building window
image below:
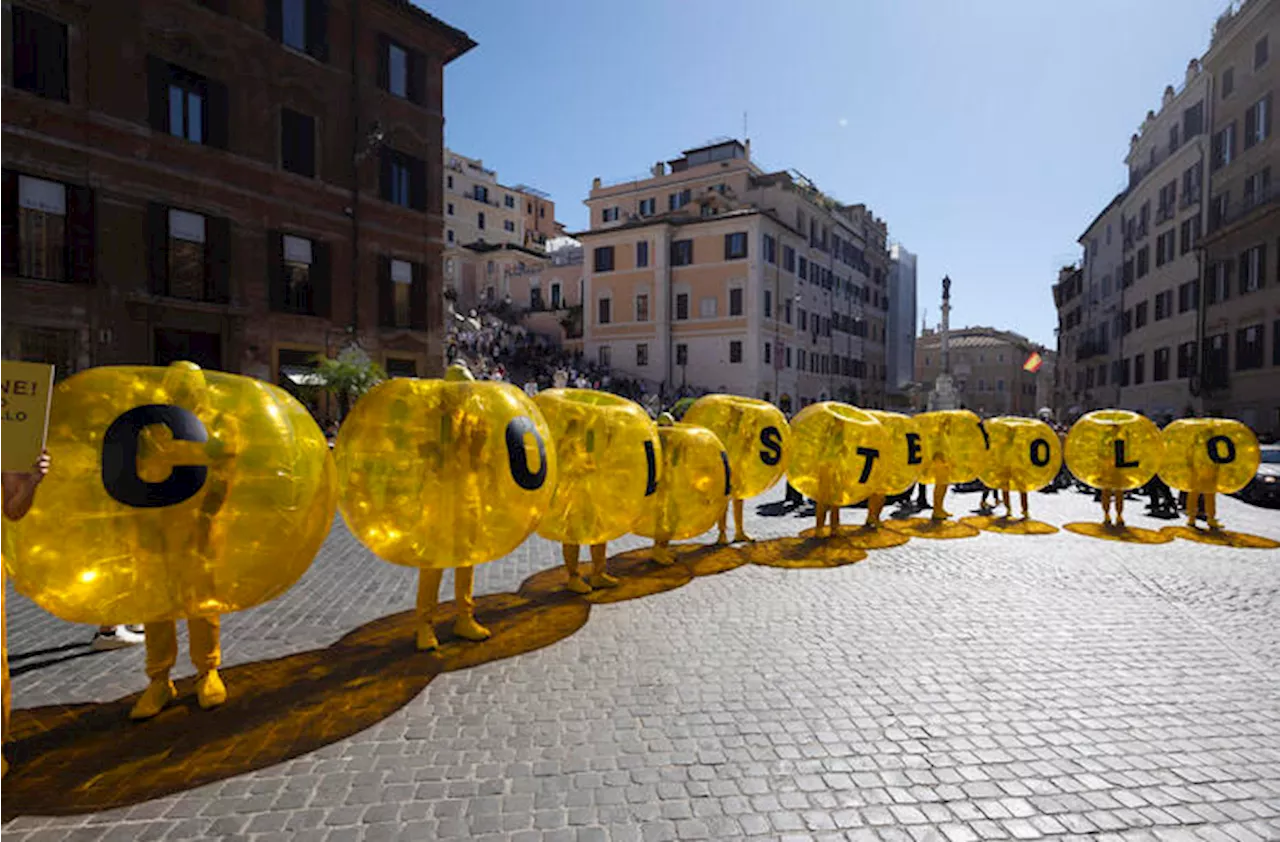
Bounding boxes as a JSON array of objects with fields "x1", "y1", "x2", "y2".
[
  {"x1": 389, "y1": 258, "x2": 412, "y2": 327},
  {"x1": 1135, "y1": 300, "x2": 1149, "y2": 329},
  {"x1": 168, "y1": 74, "x2": 206, "y2": 143},
  {"x1": 477, "y1": 212, "x2": 486, "y2": 230},
  {"x1": 1136, "y1": 246, "x2": 1149, "y2": 278},
  {"x1": 1178, "y1": 280, "x2": 1199, "y2": 313},
  {"x1": 281, "y1": 234, "x2": 314, "y2": 313},
  {"x1": 1211, "y1": 192, "x2": 1230, "y2": 228},
  {"x1": 729, "y1": 340, "x2": 742, "y2": 363},
  {"x1": 280, "y1": 108, "x2": 316, "y2": 178},
  {"x1": 602, "y1": 206, "x2": 620, "y2": 223},
  {"x1": 15, "y1": 175, "x2": 67, "y2": 282},
  {"x1": 671, "y1": 239, "x2": 693, "y2": 266},
  {"x1": 167, "y1": 208, "x2": 207, "y2": 299},
  {"x1": 1223, "y1": 67, "x2": 1235, "y2": 99},
  {"x1": 668, "y1": 189, "x2": 691, "y2": 211},
  {"x1": 1212, "y1": 122, "x2": 1236, "y2": 170},
  {"x1": 1179, "y1": 217, "x2": 1201, "y2": 254},
  {"x1": 597, "y1": 297, "x2": 611, "y2": 325},
  {"x1": 1134, "y1": 354, "x2": 1147, "y2": 385},
  {"x1": 763, "y1": 234, "x2": 776, "y2": 264},
  {"x1": 599, "y1": 345, "x2": 611, "y2": 367},
  {"x1": 638, "y1": 197, "x2": 655, "y2": 216},
  {"x1": 729, "y1": 287, "x2": 743, "y2": 316},
  {"x1": 636, "y1": 240, "x2": 649, "y2": 268},
  {"x1": 763, "y1": 289, "x2": 772, "y2": 319},
  {"x1": 281, "y1": 0, "x2": 306, "y2": 49},
  {"x1": 1207, "y1": 261, "x2": 1231, "y2": 305},
  {"x1": 636, "y1": 343, "x2": 648, "y2": 367},
  {"x1": 11, "y1": 7, "x2": 69, "y2": 102},
  {"x1": 504, "y1": 194, "x2": 515, "y2": 209},
  {"x1": 1236, "y1": 325, "x2": 1264, "y2": 370},
  {"x1": 1206, "y1": 333, "x2": 1229, "y2": 387},
  {"x1": 798, "y1": 256, "x2": 808, "y2": 280},
  {"x1": 1245, "y1": 95, "x2": 1271, "y2": 149},
  {"x1": 1181, "y1": 161, "x2": 1203, "y2": 206},
  {"x1": 550, "y1": 283, "x2": 562, "y2": 308},
  {"x1": 593, "y1": 246, "x2": 614, "y2": 272},
  {"x1": 1153, "y1": 347, "x2": 1170, "y2": 382},
  {"x1": 699, "y1": 297, "x2": 717, "y2": 318},
  {"x1": 1244, "y1": 167, "x2": 1272, "y2": 209},
  {"x1": 784, "y1": 298, "x2": 792, "y2": 324},
  {"x1": 446, "y1": 229, "x2": 454, "y2": 243},
  {"x1": 379, "y1": 149, "x2": 426, "y2": 210},
  {"x1": 503, "y1": 219, "x2": 515, "y2": 232},
  {"x1": 724, "y1": 232, "x2": 748, "y2": 260},
  {"x1": 675, "y1": 293, "x2": 689, "y2": 320},
  {"x1": 635, "y1": 293, "x2": 649, "y2": 322},
  {"x1": 1257, "y1": 35, "x2": 1270, "y2": 69},
  {"x1": 388, "y1": 42, "x2": 408, "y2": 97},
  {"x1": 782, "y1": 245, "x2": 796, "y2": 273},
  {"x1": 1155, "y1": 230, "x2": 1175, "y2": 266},
  {"x1": 763, "y1": 343, "x2": 772, "y2": 365},
  {"x1": 675, "y1": 344, "x2": 688, "y2": 366},
  {"x1": 1177, "y1": 341, "x2": 1197, "y2": 379},
  {"x1": 1239, "y1": 244, "x2": 1266, "y2": 294},
  {"x1": 447, "y1": 203, "x2": 454, "y2": 215}
]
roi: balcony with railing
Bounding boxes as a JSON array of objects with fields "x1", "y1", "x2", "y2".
[
  {"x1": 1076, "y1": 339, "x2": 1110, "y2": 361},
  {"x1": 1207, "y1": 183, "x2": 1279, "y2": 236}
]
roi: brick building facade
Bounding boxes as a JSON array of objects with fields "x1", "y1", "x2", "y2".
[{"x1": 2, "y1": 0, "x2": 473, "y2": 406}]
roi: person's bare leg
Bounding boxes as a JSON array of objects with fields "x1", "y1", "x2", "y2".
[
  {"x1": 814, "y1": 503, "x2": 827, "y2": 536},
  {"x1": 1019, "y1": 491, "x2": 1029, "y2": 519},
  {"x1": 562, "y1": 543, "x2": 591, "y2": 593},
  {"x1": 830, "y1": 505, "x2": 841, "y2": 533},
  {"x1": 588, "y1": 542, "x2": 618, "y2": 588},
  {"x1": 732, "y1": 499, "x2": 752, "y2": 542},
  {"x1": 1001, "y1": 489, "x2": 1012, "y2": 518},
  {"x1": 932, "y1": 470, "x2": 951, "y2": 520},
  {"x1": 1205, "y1": 493, "x2": 1221, "y2": 530},
  {"x1": 415, "y1": 568, "x2": 444, "y2": 651},
  {"x1": 452, "y1": 566, "x2": 491, "y2": 641},
  {"x1": 716, "y1": 510, "x2": 729, "y2": 544},
  {"x1": 1101, "y1": 490, "x2": 1113, "y2": 526},
  {"x1": 866, "y1": 494, "x2": 885, "y2": 528},
  {"x1": 1115, "y1": 492, "x2": 1126, "y2": 528},
  {"x1": 652, "y1": 539, "x2": 675, "y2": 565},
  {"x1": 1186, "y1": 493, "x2": 1200, "y2": 528}
]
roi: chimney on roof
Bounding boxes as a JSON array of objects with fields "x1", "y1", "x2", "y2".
[
  {"x1": 651, "y1": 162, "x2": 665, "y2": 177},
  {"x1": 744, "y1": 139, "x2": 751, "y2": 159},
  {"x1": 592, "y1": 177, "x2": 602, "y2": 190},
  {"x1": 1186, "y1": 58, "x2": 1201, "y2": 84}
]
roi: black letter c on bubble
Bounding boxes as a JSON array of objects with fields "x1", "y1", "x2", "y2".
[{"x1": 102, "y1": 404, "x2": 209, "y2": 508}]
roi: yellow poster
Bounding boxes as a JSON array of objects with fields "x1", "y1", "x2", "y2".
[{"x1": 2, "y1": 361, "x2": 55, "y2": 472}]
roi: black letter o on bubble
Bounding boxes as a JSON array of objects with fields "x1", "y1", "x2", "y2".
[
  {"x1": 505, "y1": 416, "x2": 547, "y2": 491},
  {"x1": 102, "y1": 404, "x2": 208, "y2": 508},
  {"x1": 1207, "y1": 435, "x2": 1235, "y2": 465},
  {"x1": 1030, "y1": 438, "x2": 1051, "y2": 467}
]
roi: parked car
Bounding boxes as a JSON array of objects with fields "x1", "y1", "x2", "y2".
[{"x1": 1237, "y1": 444, "x2": 1280, "y2": 507}]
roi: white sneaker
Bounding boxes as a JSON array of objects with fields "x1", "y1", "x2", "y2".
[{"x1": 91, "y1": 626, "x2": 144, "y2": 651}]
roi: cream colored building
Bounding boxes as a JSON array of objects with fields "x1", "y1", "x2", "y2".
[
  {"x1": 1116, "y1": 60, "x2": 1211, "y2": 419},
  {"x1": 575, "y1": 139, "x2": 891, "y2": 411},
  {"x1": 442, "y1": 148, "x2": 558, "y2": 310},
  {"x1": 915, "y1": 327, "x2": 1046, "y2": 417},
  {"x1": 1199, "y1": 0, "x2": 1279, "y2": 436}
]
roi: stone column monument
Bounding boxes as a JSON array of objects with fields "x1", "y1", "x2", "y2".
[{"x1": 927, "y1": 275, "x2": 959, "y2": 411}]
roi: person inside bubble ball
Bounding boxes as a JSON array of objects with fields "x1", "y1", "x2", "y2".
[
  {"x1": 415, "y1": 363, "x2": 495, "y2": 651},
  {"x1": 555, "y1": 416, "x2": 618, "y2": 595},
  {"x1": 130, "y1": 364, "x2": 232, "y2": 720},
  {"x1": 2, "y1": 450, "x2": 51, "y2": 776}
]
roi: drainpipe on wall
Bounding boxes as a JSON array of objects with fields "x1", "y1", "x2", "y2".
[{"x1": 348, "y1": 0, "x2": 362, "y2": 347}]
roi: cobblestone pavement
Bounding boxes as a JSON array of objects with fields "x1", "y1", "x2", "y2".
[{"x1": 4, "y1": 486, "x2": 1280, "y2": 841}]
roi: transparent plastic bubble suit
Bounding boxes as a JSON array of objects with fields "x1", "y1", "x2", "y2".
[
  {"x1": 915, "y1": 409, "x2": 987, "y2": 485},
  {"x1": 634, "y1": 423, "x2": 731, "y2": 543},
  {"x1": 1158, "y1": 417, "x2": 1259, "y2": 494},
  {"x1": 978, "y1": 417, "x2": 1063, "y2": 493},
  {"x1": 1064, "y1": 409, "x2": 1164, "y2": 490},
  {"x1": 787, "y1": 402, "x2": 889, "y2": 506},
  {"x1": 865, "y1": 409, "x2": 931, "y2": 496},
  {"x1": 3, "y1": 361, "x2": 337, "y2": 625},
  {"x1": 682, "y1": 395, "x2": 789, "y2": 498}
]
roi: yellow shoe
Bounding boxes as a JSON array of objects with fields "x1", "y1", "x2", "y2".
[
  {"x1": 196, "y1": 670, "x2": 227, "y2": 710},
  {"x1": 714, "y1": 532, "x2": 729, "y2": 545},
  {"x1": 587, "y1": 572, "x2": 619, "y2": 589},
  {"x1": 1115, "y1": 517, "x2": 1126, "y2": 528},
  {"x1": 129, "y1": 678, "x2": 176, "y2": 720},
  {"x1": 1207, "y1": 517, "x2": 1223, "y2": 531},
  {"x1": 1186, "y1": 517, "x2": 1197, "y2": 528},
  {"x1": 453, "y1": 614, "x2": 492, "y2": 642},
  {"x1": 415, "y1": 624, "x2": 440, "y2": 651},
  {"x1": 732, "y1": 531, "x2": 754, "y2": 543},
  {"x1": 566, "y1": 575, "x2": 592, "y2": 594},
  {"x1": 931, "y1": 510, "x2": 951, "y2": 522},
  {"x1": 651, "y1": 547, "x2": 676, "y2": 566}
]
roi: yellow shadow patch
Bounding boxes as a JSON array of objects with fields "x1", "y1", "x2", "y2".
[
  {"x1": 882, "y1": 517, "x2": 980, "y2": 540},
  {"x1": 1062, "y1": 522, "x2": 1174, "y2": 544},
  {"x1": 960, "y1": 515, "x2": 1060, "y2": 536},
  {"x1": 740, "y1": 537, "x2": 869, "y2": 569},
  {"x1": 798, "y1": 524, "x2": 911, "y2": 548},
  {"x1": 1158, "y1": 525, "x2": 1280, "y2": 549}
]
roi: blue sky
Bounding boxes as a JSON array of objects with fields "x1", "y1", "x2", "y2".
[{"x1": 427, "y1": 0, "x2": 1227, "y2": 347}]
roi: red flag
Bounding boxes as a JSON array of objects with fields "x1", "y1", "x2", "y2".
[{"x1": 1023, "y1": 352, "x2": 1043, "y2": 373}]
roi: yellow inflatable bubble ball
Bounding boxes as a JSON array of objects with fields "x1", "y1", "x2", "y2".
[
  {"x1": 915, "y1": 409, "x2": 987, "y2": 485},
  {"x1": 865, "y1": 410, "x2": 932, "y2": 496},
  {"x1": 634, "y1": 422, "x2": 731, "y2": 544},
  {"x1": 1064, "y1": 409, "x2": 1164, "y2": 490},
  {"x1": 978, "y1": 417, "x2": 1063, "y2": 493},
  {"x1": 336, "y1": 377, "x2": 556, "y2": 569},
  {"x1": 2, "y1": 362, "x2": 337, "y2": 626},
  {"x1": 682, "y1": 394, "x2": 789, "y2": 498},
  {"x1": 1158, "y1": 417, "x2": 1260, "y2": 494},
  {"x1": 533, "y1": 389, "x2": 660, "y2": 546},
  {"x1": 787, "y1": 402, "x2": 890, "y2": 506}
]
